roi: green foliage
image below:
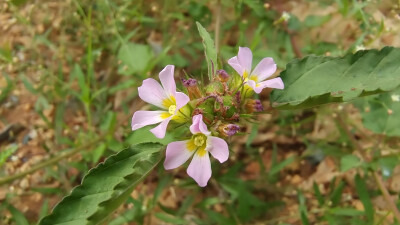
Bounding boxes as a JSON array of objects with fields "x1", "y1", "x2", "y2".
[
  {"x1": 271, "y1": 47, "x2": 400, "y2": 109},
  {"x1": 196, "y1": 22, "x2": 217, "y2": 81},
  {"x1": 357, "y1": 88, "x2": 400, "y2": 136},
  {"x1": 340, "y1": 155, "x2": 362, "y2": 172},
  {"x1": 354, "y1": 174, "x2": 374, "y2": 223},
  {"x1": 7, "y1": 203, "x2": 30, "y2": 225},
  {"x1": 39, "y1": 143, "x2": 163, "y2": 225},
  {"x1": 118, "y1": 43, "x2": 154, "y2": 76},
  {"x1": 0, "y1": 144, "x2": 18, "y2": 168}
]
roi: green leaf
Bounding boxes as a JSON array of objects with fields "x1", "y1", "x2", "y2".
[
  {"x1": 358, "y1": 89, "x2": 400, "y2": 136},
  {"x1": 7, "y1": 204, "x2": 30, "y2": 225},
  {"x1": 196, "y1": 22, "x2": 217, "y2": 81},
  {"x1": 340, "y1": 155, "x2": 362, "y2": 172},
  {"x1": 0, "y1": 144, "x2": 18, "y2": 168},
  {"x1": 118, "y1": 43, "x2": 153, "y2": 76},
  {"x1": 39, "y1": 143, "x2": 163, "y2": 225},
  {"x1": 354, "y1": 174, "x2": 374, "y2": 223},
  {"x1": 271, "y1": 47, "x2": 400, "y2": 109},
  {"x1": 328, "y1": 207, "x2": 364, "y2": 216},
  {"x1": 155, "y1": 213, "x2": 187, "y2": 224}
]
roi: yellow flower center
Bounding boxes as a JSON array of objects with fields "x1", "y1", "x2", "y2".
[
  {"x1": 243, "y1": 71, "x2": 258, "y2": 83},
  {"x1": 168, "y1": 105, "x2": 176, "y2": 115},
  {"x1": 186, "y1": 134, "x2": 207, "y2": 156},
  {"x1": 194, "y1": 135, "x2": 205, "y2": 147}
]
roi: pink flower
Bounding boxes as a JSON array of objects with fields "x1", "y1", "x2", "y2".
[
  {"x1": 164, "y1": 114, "x2": 229, "y2": 187},
  {"x1": 131, "y1": 65, "x2": 190, "y2": 139},
  {"x1": 228, "y1": 47, "x2": 284, "y2": 94}
]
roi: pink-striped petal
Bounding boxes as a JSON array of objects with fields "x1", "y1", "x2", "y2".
[
  {"x1": 251, "y1": 57, "x2": 277, "y2": 81},
  {"x1": 131, "y1": 110, "x2": 166, "y2": 131},
  {"x1": 159, "y1": 65, "x2": 176, "y2": 98},
  {"x1": 206, "y1": 136, "x2": 229, "y2": 163},
  {"x1": 228, "y1": 56, "x2": 245, "y2": 76},
  {"x1": 164, "y1": 140, "x2": 194, "y2": 170},
  {"x1": 237, "y1": 47, "x2": 253, "y2": 74},
  {"x1": 190, "y1": 114, "x2": 211, "y2": 135},
  {"x1": 138, "y1": 78, "x2": 168, "y2": 109},
  {"x1": 175, "y1": 92, "x2": 190, "y2": 111},
  {"x1": 187, "y1": 152, "x2": 211, "y2": 187},
  {"x1": 150, "y1": 116, "x2": 172, "y2": 139}
]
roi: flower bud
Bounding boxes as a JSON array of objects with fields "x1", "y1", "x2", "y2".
[
  {"x1": 218, "y1": 124, "x2": 240, "y2": 137},
  {"x1": 182, "y1": 78, "x2": 202, "y2": 99},
  {"x1": 217, "y1": 69, "x2": 229, "y2": 82},
  {"x1": 245, "y1": 99, "x2": 264, "y2": 113}
]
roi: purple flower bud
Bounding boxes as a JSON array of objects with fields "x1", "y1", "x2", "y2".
[
  {"x1": 182, "y1": 78, "x2": 201, "y2": 99},
  {"x1": 245, "y1": 99, "x2": 264, "y2": 113},
  {"x1": 254, "y1": 99, "x2": 264, "y2": 112},
  {"x1": 217, "y1": 69, "x2": 229, "y2": 82},
  {"x1": 218, "y1": 124, "x2": 240, "y2": 137},
  {"x1": 181, "y1": 78, "x2": 197, "y2": 87}
]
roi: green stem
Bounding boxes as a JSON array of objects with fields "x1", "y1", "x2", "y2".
[{"x1": 0, "y1": 138, "x2": 103, "y2": 186}]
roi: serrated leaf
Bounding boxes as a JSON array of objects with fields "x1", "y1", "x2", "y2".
[
  {"x1": 39, "y1": 143, "x2": 163, "y2": 225},
  {"x1": 271, "y1": 47, "x2": 400, "y2": 109},
  {"x1": 196, "y1": 22, "x2": 217, "y2": 81}
]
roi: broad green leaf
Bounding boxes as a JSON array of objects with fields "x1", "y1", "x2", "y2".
[
  {"x1": 196, "y1": 22, "x2": 217, "y2": 80},
  {"x1": 118, "y1": 43, "x2": 153, "y2": 76},
  {"x1": 271, "y1": 47, "x2": 400, "y2": 109},
  {"x1": 354, "y1": 174, "x2": 374, "y2": 223},
  {"x1": 340, "y1": 155, "x2": 362, "y2": 172},
  {"x1": 357, "y1": 89, "x2": 400, "y2": 136},
  {"x1": 39, "y1": 143, "x2": 163, "y2": 225}
]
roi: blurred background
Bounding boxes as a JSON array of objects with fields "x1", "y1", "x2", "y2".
[{"x1": 1, "y1": 0, "x2": 400, "y2": 224}]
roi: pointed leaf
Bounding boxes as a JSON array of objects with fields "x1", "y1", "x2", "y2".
[
  {"x1": 271, "y1": 47, "x2": 400, "y2": 109},
  {"x1": 39, "y1": 143, "x2": 163, "y2": 225},
  {"x1": 196, "y1": 22, "x2": 217, "y2": 80}
]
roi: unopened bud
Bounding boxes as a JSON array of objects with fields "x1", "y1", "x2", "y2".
[
  {"x1": 245, "y1": 99, "x2": 264, "y2": 113},
  {"x1": 217, "y1": 69, "x2": 229, "y2": 82},
  {"x1": 182, "y1": 78, "x2": 197, "y2": 87},
  {"x1": 182, "y1": 78, "x2": 202, "y2": 99},
  {"x1": 218, "y1": 124, "x2": 240, "y2": 137}
]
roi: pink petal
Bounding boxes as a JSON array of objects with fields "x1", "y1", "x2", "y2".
[
  {"x1": 131, "y1": 110, "x2": 166, "y2": 131},
  {"x1": 189, "y1": 114, "x2": 211, "y2": 135},
  {"x1": 164, "y1": 140, "x2": 194, "y2": 170},
  {"x1": 206, "y1": 136, "x2": 229, "y2": 163},
  {"x1": 175, "y1": 92, "x2": 190, "y2": 111},
  {"x1": 138, "y1": 78, "x2": 168, "y2": 109},
  {"x1": 237, "y1": 47, "x2": 253, "y2": 74},
  {"x1": 159, "y1": 65, "x2": 176, "y2": 98},
  {"x1": 251, "y1": 57, "x2": 277, "y2": 81},
  {"x1": 228, "y1": 56, "x2": 245, "y2": 76},
  {"x1": 150, "y1": 116, "x2": 172, "y2": 139},
  {"x1": 246, "y1": 80, "x2": 259, "y2": 93},
  {"x1": 187, "y1": 152, "x2": 211, "y2": 187},
  {"x1": 256, "y1": 77, "x2": 284, "y2": 91}
]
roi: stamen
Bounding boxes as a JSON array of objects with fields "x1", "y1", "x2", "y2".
[
  {"x1": 168, "y1": 105, "x2": 176, "y2": 115},
  {"x1": 194, "y1": 135, "x2": 205, "y2": 147}
]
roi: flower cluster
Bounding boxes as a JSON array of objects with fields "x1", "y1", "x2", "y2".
[{"x1": 132, "y1": 47, "x2": 284, "y2": 187}]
